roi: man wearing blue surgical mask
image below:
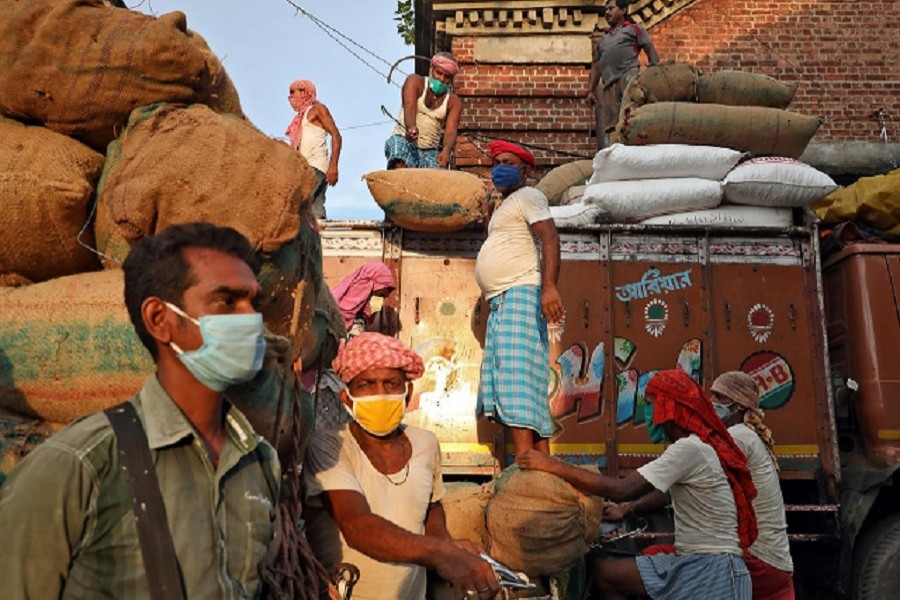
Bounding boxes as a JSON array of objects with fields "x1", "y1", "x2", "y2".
[
  {"x1": 475, "y1": 140, "x2": 565, "y2": 461},
  {"x1": 0, "y1": 223, "x2": 280, "y2": 599},
  {"x1": 384, "y1": 52, "x2": 463, "y2": 169}
]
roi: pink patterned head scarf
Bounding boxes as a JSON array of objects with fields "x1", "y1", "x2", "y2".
[
  {"x1": 330, "y1": 263, "x2": 397, "y2": 329},
  {"x1": 431, "y1": 52, "x2": 459, "y2": 76},
  {"x1": 285, "y1": 79, "x2": 318, "y2": 149},
  {"x1": 333, "y1": 332, "x2": 425, "y2": 383}
]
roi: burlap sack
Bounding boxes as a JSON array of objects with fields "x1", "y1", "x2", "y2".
[
  {"x1": 535, "y1": 160, "x2": 593, "y2": 206},
  {"x1": 632, "y1": 62, "x2": 699, "y2": 104},
  {"x1": 364, "y1": 169, "x2": 486, "y2": 232},
  {"x1": 94, "y1": 103, "x2": 313, "y2": 265},
  {"x1": 443, "y1": 483, "x2": 494, "y2": 548},
  {"x1": 187, "y1": 29, "x2": 245, "y2": 118},
  {"x1": 0, "y1": 119, "x2": 103, "y2": 282},
  {"x1": 620, "y1": 102, "x2": 821, "y2": 159},
  {"x1": 697, "y1": 71, "x2": 799, "y2": 109},
  {"x1": 0, "y1": 270, "x2": 153, "y2": 423},
  {"x1": 0, "y1": 0, "x2": 221, "y2": 151},
  {"x1": 486, "y1": 467, "x2": 604, "y2": 577},
  {"x1": 0, "y1": 408, "x2": 64, "y2": 486}
]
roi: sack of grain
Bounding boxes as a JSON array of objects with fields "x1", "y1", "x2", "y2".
[
  {"x1": 0, "y1": 270, "x2": 153, "y2": 423},
  {"x1": 0, "y1": 409, "x2": 65, "y2": 486},
  {"x1": 812, "y1": 169, "x2": 900, "y2": 235},
  {"x1": 228, "y1": 332, "x2": 316, "y2": 460},
  {"x1": 723, "y1": 158, "x2": 838, "y2": 207},
  {"x1": 0, "y1": 119, "x2": 104, "y2": 282},
  {"x1": 94, "y1": 103, "x2": 313, "y2": 265},
  {"x1": 583, "y1": 178, "x2": 723, "y2": 222},
  {"x1": 590, "y1": 143, "x2": 743, "y2": 183},
  {"x1": 620, "y1": 103, "x2": 822, "y2": 159},
  {"x1": 187, "y1": 29, "x2": 244, "y2": 118},
  {"x1": 364, "y1": 169, "x2": 486, "y2": 232},
  {"x1": 697, "y1": 71, "x2": 798, "y2": 108},
  {"x1": 641, "y1": 205, "x2": 794, "y2": 228},
  {"x1": 560, "y1": 184, "x2": 587, "y2": 206},
  {"x1": 443, "y1": 483, "x2": 494, "y2": 548},
  {"x1": 0, "y1": 0, "x2": 222, "y2": 151},
  {"x1": 550, "y1": 203, "x2": 606, "y2": 227},
  {"x1": 632, "y1": 62, "x2": 699, "y2": 103},
  {"x1": 535, "y1": 160, "x2": 593, "y2": 206},
  {"x1": 485, "y1": 467, "x2": 603, "y2": 577}
]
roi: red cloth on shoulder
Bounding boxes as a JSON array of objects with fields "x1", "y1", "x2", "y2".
[
  {"x1": 646, "y1": 369, "x2": 759, "y2": 552},
  {"x1": 744, "y1": 554, "x2": 795, "y2": 600}
]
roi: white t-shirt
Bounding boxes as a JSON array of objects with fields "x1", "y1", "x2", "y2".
[
  {"x1": 730, "y1": 424, "x2": 793, "y2": 572},
  {"x1": 475, "y1": 187, "x2": 553, "y2": 299},
  {"x1": 637, "y1": 434, "x2": 742, "y2": 556},
  {"x1": 303, "y1": 425, "x2": 446, "y2": 600}
]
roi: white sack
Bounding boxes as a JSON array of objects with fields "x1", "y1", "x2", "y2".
[
  {"x1": 641, "y1": 205, "x2": 793, "y2": 228},
  {"x1": 583, "y1": 178, "x2": 722, "y2": 221},
  {"x1": 590, "y1": 143, "x2": 744, "y2": 183},
  {"x1": 723, "y1": 157, "x2": 838, "y2": 207},
  {"x1": 549, "y1": 202, "x2": 605, "y2": 227}
]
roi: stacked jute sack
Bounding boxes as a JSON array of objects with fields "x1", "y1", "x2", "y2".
[
  {"x1": 363, "y1": 169, "x2": 489, "y2": 232},
  {"x1": 0, "y1": 0, "x2": 342, "y2": 476},
  {"x1": 442, "y1": 467, "x2": 604, "y2": 581},
  {"x1": 540, "y1": 63, "x2": 837, "y2": 228}
]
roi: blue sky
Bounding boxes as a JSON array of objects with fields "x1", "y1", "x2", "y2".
[{"x1": 137, "y1": 0, "x2": 410, "y2": 220}]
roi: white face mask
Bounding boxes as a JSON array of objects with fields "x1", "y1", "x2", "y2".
[{"x1": 344, "y1": 386, "x2": 409, "y2": 437}]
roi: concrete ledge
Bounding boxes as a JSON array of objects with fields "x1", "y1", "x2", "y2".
[
  {"x1": 800, "y1": 142, "x2": 900, "y2": 177},
  {"x1": 474, "y1": 35, "x2": 592, "y2": 63}
]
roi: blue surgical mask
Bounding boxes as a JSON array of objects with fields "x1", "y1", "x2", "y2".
[
  {"x1": 428, "y1": 77, "x2": 448, "y2": 95},
  {"x1": 166, "y1": 302, "x2": 266, "y2": 392},
  {"x1": 491, "y1": 164, "x2": 524, "y2": 188},
  {"x1": 714, "y1": 402, "x2": 734, "y2": 423},
  {"x1": 644, "y1": 404, "x2": 668, "y2": 444}
]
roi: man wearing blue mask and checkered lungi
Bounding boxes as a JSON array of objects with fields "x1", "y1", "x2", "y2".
[{"x1": 475, "y1": 140, "x2": 565, "y2": 461}]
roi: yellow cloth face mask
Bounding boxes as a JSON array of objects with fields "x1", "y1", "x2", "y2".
[{"x1": 345, "y1": 388, "x2": 408, "y2": 436}]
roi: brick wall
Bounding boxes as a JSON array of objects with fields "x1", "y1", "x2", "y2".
[{"x1": 448, "y1": 0, "x2": 898, "y2": 175}]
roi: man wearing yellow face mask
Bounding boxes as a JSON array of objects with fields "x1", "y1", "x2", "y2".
[{"x1": 303, "y1": 332, "x2": 500, "y2": 600}]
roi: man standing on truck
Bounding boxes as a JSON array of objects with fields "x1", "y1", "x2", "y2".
[
  {"x1": 385, "y1": 52, "x2": 462, "y2": 169},
  {"x1": 0, "y1": 223, "x2": 280, "y2": 598},
  {"x1": 476, "y1": 140, "x2": 564, "y2": 460},
  {"x1": 711, "y1": 371, "x2": 795, "y2": 600},
  {"x1": 519, "y1": 369, "x2": 757, "y2": 599},
  {"x1": 286, "y1": 79, "x2": 342, "y2": 219},
  {"x1": 588, "y1": 0, "x2": 660, "y2": 149},
  {"x1": 303, "y1": 332, "x2": 500, "y2": 600}
]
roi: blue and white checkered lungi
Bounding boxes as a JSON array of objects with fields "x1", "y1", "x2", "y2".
[
  {"x1": 477, "y1": 285, "x2": 556, "y2": 437},
  {"x1": 384, "y1": 134, "x2": 439, "y2": 169},
  {"x1": 636, "y1": 553, "x2": 752, "y2": 600}
]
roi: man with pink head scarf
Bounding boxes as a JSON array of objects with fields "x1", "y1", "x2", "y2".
[
  {"x1": 286, "y1": 79, "x2": 342, "y2": 219},
  {"x1": 384, "y1": 52, "x2": 463, "y2": 169},
  {"x1": 303, "y1": 332, "x2": 500, "y2": 600}
]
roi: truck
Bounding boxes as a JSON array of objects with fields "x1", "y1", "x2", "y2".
[{"x1": 319, "y1": 215, "x2": 899, "y2": 599}]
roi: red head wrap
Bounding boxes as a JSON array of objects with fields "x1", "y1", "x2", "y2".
[
  {"x1": 332, "y1": 332, "x2": 425, "y2": 384},
  {"x1": 488, "y1": 140, "x2": 536, "y2": 168},
  {"x1": 430, "y1": 53, "x2": 459, "y2": 76},
  {"x1": 647, "y1": 369, "x2": 759, "y2": 551}
]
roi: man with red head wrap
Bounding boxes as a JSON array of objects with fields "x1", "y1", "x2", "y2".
[
  {"x1": 286, "y1": 79, "x2": 342, "y2": 219},
  {"x1": 475, "y1": 140, "x2": 564, "y2": 460},
  {"x1": 519, "y1": 369, "x2": 755, "y2": 599},
  {"x1": 304, "y1": 333, "x2": 499, "y2": 600},
  {"x1": 384, "y1": 52, "x2": 463, "y2": 169}
]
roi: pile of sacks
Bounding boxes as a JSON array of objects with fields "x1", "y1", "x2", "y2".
[
  {"x1": 0, "y1": 0, "x2": 341, "y2": 476},
  {"x1": 539, "y1": 63, "x2": 837, "y2": 228},
  {"x1": 443, "y1": 467, "x2": 604, "y2": 579}
]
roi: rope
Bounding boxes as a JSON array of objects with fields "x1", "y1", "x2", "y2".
[{"x1": 284, "y1": 0, "x2": 406, "y2": 87}]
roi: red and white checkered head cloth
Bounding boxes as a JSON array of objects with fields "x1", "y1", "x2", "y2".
[{"x1": 332, "y1": 332, "x2": 425, "y2": 384}]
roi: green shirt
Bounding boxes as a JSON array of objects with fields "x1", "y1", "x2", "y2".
[{"x1": 0, "y1": 375, "x2": 280, "y2": 599}]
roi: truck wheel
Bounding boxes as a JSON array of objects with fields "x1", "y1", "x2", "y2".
[{"x1": 852, "y1": 514, "x2": 900, "y2": 600}]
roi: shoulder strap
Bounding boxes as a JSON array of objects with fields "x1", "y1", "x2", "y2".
[{"x1": 105, "y1": 402, "x2": 186, "y2": 600}]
